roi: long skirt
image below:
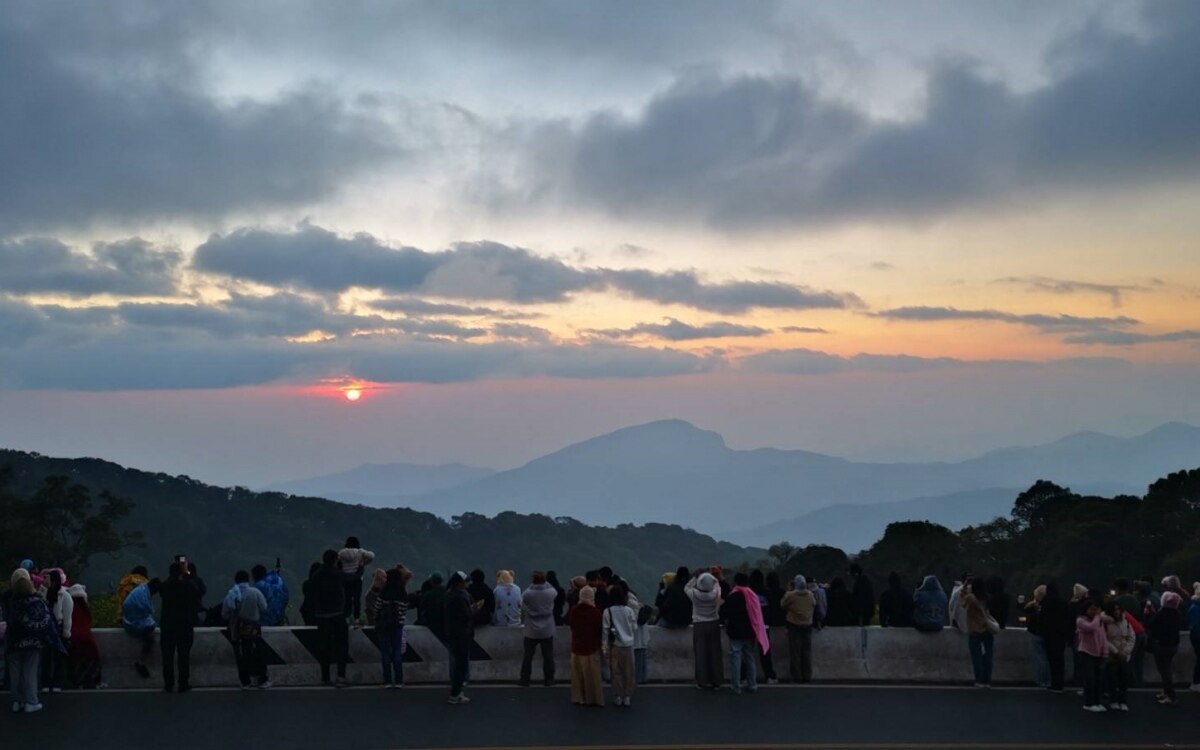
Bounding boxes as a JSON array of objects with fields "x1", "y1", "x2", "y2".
[
  {"x1": 693, "y1": 621, "x2": 724, "y2": 687},
  {"x1": 570, "y1": 652, "x2": 604, "y2": 706}
]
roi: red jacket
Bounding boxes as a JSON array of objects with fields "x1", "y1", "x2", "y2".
[{"x1": 566, "y1": 603, "x2": 603, "y2": 656}]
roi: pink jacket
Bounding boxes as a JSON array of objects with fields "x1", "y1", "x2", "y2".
[{"x1": 1075, "y1": 614, "x2": 1108, "y2": 658}]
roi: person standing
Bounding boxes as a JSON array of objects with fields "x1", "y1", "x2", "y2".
[
  {"x1": 849, "y1": 564, "x2": 875, "y2": 627},
  {"x1": 7, "y1": 570, "x2": 60, "y2": 714},
  {"x1": 655, "y1": 568, "x2": 692, "y2": 629},
  {"x1": 253, "y1": 564, "x2": 290, "y2": 627},
  {"x1": 222, "y1": 570, "x2": 270, "y2": 689},
  {"x1": 824, "y1": 578, "x2": 855, "y2": 627},
  {"x1": 723, "y1": 572, "x2": 768, "y2": 695},
  {"x1": 1104, "y1": 601, "x2": 1134, "y2": 711},
  {"x1": 567, "y1": 585, "x2": 604, "y2": 706},
  {"x1": 519, "y1": 571, "x2": 557, "y2": 686},
  {"x1": 685, "y1": 571, "x2": 723, "y2": 690},
  {"x1": 1039, "y1": 582, "x2": 1071, "y2": 692},
  {"x1": 363, "y1": 569, "x2": 387, "y2": 627},
  {"x1": 749, "y1": 570, "x2": 778, "y2": 684},
  {"x1": 374, "y1": 568, "x2": 412, "y2": 689},
  {"x1": 337, "y1": 537, "x2": 375, "y2": 625},
  {"x1": 1188, "y1": 583, "x2": 1200, "y2": 694},
  {"x1": 159, "y1": 562, "x2": 201, "y2": 693},
  {"x1": 65, "y1": 582, "x2": 103, "y2": 689},
  {"x1": 547, "y1": 571, "x2": 566, "y2": 627},
  {"x1": 40, "y1": 569, "x2": 72, "y2": 693},
  {"x1": 121, "y1": 577, "x2": 160, "y2": 679},
  {"x1": 444, "y1": 572, "x2": 478, "y2": 705},
  {"x1": 1075, "y1": 599, "x2": 1109, "y2": 712},
  {"x1": 602, "y1": 585, "x2": 637, "y2": 707},
  {"x1": 961, "y1": 577, "x2": 996, "y2": 687},
  {"x1": 467, "y1": 570, "x2": 496, "y2": 628},
  {"x1": 781, "y1": 575, "x2": 815, "y2": 683},
  {"x1": 311, "y1": 550, "x2": 348, "y2": 687},
  {"x1": 1023, "y1": 585, "x2": 1050, "y2": 688},
  {"x1": 1146, "y1": 591, "x2": 1183, "y2": 705}
]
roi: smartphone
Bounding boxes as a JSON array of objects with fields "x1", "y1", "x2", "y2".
[{"x1": 175, "y1": 553, "x2": 188, "y2": 570}]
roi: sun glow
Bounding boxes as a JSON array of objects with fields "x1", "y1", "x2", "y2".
[{"x1": 344, "y1": 388, "x2": 362, "y2": 402}]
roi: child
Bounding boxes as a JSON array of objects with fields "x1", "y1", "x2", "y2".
[{"x1": 1103, "y1": 601, "x2": 1133, "y2": 711}]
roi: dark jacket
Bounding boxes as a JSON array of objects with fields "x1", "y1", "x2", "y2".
[
  {"x1": 1146, "y1": 606, "x2": 1182, "y2": 650},
  {"x1": 879, "y1": 580, "x2": 914, "y2": 628},
  {"x1": 550, "y1": 581, "x2": 566, "y2": 626},
  {"x1": 444, "y1": 587, "x2": 474, "y2": 643},
  {"x1": 422, "y1": 585, "x2": 447, "y2": 638},
  {"x1": 764, "y1": 585, "x2": 786, "y2": 628},
  {"x1": 825, "y1": 584, "x2": 856, "y2": 627},
  {"x1": 159, "y1": 577, "x2": 202, "y2": 634},
  {"x1": 467, "y1": 580, "x2": 495, "y2": 628},
  {"x1": 309, "y1": 565, "x2": 345, "y2": 619},
  {"x1": 1038, "y1": 595, "x2": 1072, "y2": 646},
  {"x1": 656, "y1": 583, "x2": 693, "y2": 628},
  {"x1": 720, "y1": 588, "x2": 755, "y2": 642},
  {"x1": 851, "y1": 574, "x2": 875, "y2": 624}
]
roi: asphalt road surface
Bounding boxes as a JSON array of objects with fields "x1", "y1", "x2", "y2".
[{"x1": 4, "y1": 684, "x2": 1198, "y2": 750}]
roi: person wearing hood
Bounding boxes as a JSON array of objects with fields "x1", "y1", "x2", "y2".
[
  {"x1": 468, "y1": 569, "x2": 496, "y2": 628},
  {"x1": 309, "y1": 550, "x2": 348, "y2": 687},
  {"x1": 65, "y1": 581, "x2": 102, "y2": 689},
  {"x1": 781, "y1": 575, "x2": 815, "y2": 682},
  {"x1": 122, "y1": 576, "x2": 160, "y2": 679},
  {"x1": 251, "y1": 564, "x2": 288, "y2": 627},
  {"x1": 1189, "y1": 583, "x2": 1200, "y2": 693},
  {"x1": 824, "y1": 577, "x2": 855, "y2": 627},
  {"x1": 1146, "y1": 591, "x2": 1183, "y2": 705},
  {"x1": 7, "y1": 569, "x2": 61, "y2": 713},
  {"x1": 519, "y1": 571, "x2": 558, "y2": 687},
  {"x1": 1023, "y1": 585, "x2": 1050, "y2": 688},
  {"x1": 159, "y1": 562, "x2": 202, "y2": 693},
  {"x1": 40, "y1": 569, "x2": 72, "y2": 693},
  {"x1": 493, "y1": 570, "x2": 522, "y2": 627},
  {"x1": 685, "y1": 570, "x2": 724, "y2": 689},
  {"x1": 547, "y1": 571, "x2": 566, "y2": 626},
  {"x1": 1039, "y1": 582, "x2": 1071, "y2": 692},
  {"x1": 222, "y1": 569, "x2": 270, "y2": 689},
  {"x1": 337, "y1": 537, "x2": 375, "y2": 624},
  {"x1": 913, "y1": 575, "x2": 948, "y2": 633},
  {"x1": 878, "y1": 572, "x2": 914, "y2": 628},
  {"x1": 444, "y1": 572, "x2": 479, "y2": 705},
  {"x1": 655, "y1": 567, "x2": 693, "y2": 629},
  {"x1": 602, "y1": 584, "x2": 638, "y2": 707},
  {"x1": 421, "y1": 573, "x2": 447, "y2": 640},
  {"x1": 115, "y1": 566, "x2": 149, "y2": 626},
  {"x1": 566, "y1": 585, "x2": 604, "y2": 706},
  {"x1": 363, "y1": 568, "x2": 387, "y2": 627},
  {"x1": 1103, "y1": 600, "x2": 1134, "y2": 712}
]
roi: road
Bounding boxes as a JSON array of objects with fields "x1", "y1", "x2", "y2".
[{"x1": 4, "y1": 684, "x2": 1197, "y2": 750}]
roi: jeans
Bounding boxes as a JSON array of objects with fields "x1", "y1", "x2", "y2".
[
  {"x1": 7, "y1": 649, "x2": 40, "y2": 708},
  {"x1": 316, "y1": 616, "x2": 348, "y2": 682},
  {"x1": 635, "y1": 647, "x2": 647, "y2": 684},
  {"x1": 968, "y1": 633, "x2": 994, "y2": 685},
  {"x1": 1028, "y1": 634, "x2": 1050, "y2": 687},
  {"x1": 786, "y1": 624, "x2": 813, "y2": 682},
  {"x1": 234, "y1": 635, "x2": 267, "y2": 686},
  {"x1": 378, "y1": 627, "x2": 404, "y2": 685},
  {"x1": 1154, "y1": 647, "x2": 1177, "y2": 700},
  {"x1": 1106, "y1": 659, "x2": 1131, "y2": 703},
  {"x1": 40, "y1": 644, "x2": 65, "y2": 691},
  {"x1": 160, "y1": 629, "x2": 194, "y2": 689},
  {"x1": 449, "y1": 638, "x2": 470, "y2": 697},
  {"x1": 1079, "y1": 653, "x2": 1104, "y2": 706},
  {"x1": 520, "y1": 637, "x2": 555, "y2": 684},
  {"x1": 729, "y1": 639, "x2": 758, "y2": 692}
]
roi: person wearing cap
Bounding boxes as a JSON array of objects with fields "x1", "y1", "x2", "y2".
[
  {"x1": 445, "y1": 572, "x2": 481, "y2": 704},
  {"x1": 519, "y1": 571, "x2": 557, "y2": 687},
  {"x1": 566, "y1": 586, "x2": 604, "y2": 706}
]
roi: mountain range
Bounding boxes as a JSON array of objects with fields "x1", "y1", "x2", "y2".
[{"x1": 268, "y1": 420, "x2": 1200, "y2": 550}]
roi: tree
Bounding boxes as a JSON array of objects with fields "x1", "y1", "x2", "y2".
[
  {"x1": 859, "y1": 521, "x2": 964, "y2": 590},
  {"x1": 0, "y1": 472, "x2": 143, "y2": 574},
  {"x1": 767, "y1": 541, "x2": 797, "y2": 568}
]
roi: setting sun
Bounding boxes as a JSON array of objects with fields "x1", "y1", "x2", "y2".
[{"x1": 344, "y1": 388, "x2": 362, "y2": 402}]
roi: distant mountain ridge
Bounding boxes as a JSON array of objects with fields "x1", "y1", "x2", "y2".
[
  {"x1": 381, "y1": 419, "x2": 1200, "y2": 541},
  {"x1": 264, "y1": 461, "x2": 496, "y2": 507}
]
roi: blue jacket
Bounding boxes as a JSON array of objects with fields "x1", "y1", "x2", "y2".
[
  {"x1": 912, "y1": 576, "x2": 947, "y2": 631},
  {"x1": 255, "y1": 572, "x2": 289, "y2": 626},
  {"x1": 1188, "y1": 600, "x2": 1200, "y2": 635},
  {"x1": 122, "y1": 582, "x2": 156, "y2": 630}
]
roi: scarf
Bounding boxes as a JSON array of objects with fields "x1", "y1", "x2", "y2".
[{"x1": 733, "y1": 584, "x2": 769, "y2": 653}]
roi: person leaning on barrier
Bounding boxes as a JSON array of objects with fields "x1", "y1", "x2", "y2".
[
  {"x1": 311, "y1": 550, "x2": 348, "y2": 687},
  {"x1": 685, "y1": 570, "x2": 723, "y2": 690},
  {"x1": 222, "y1": 569, "x2": 270, "y2": 689},
  {"x1": 519, "y1": 571, "x2": 557, "y2": 687},
  {"x1": 159, "y1": 562, "x2": 201, "y2": 693},
  {"x1": 567, "y1": 585, "x2": 604, "y2": 707},
  {"x1": 121, "y1": 575, "x2": 160, "y2": 679},
  {"x1": 781, "y1": 574, "x2": 815, "y2": 683},
  {"x1": 445, "y1": 571, "x2": 481, "y2": 705}
]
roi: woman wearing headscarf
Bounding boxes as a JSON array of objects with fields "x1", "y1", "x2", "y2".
[
  {"x1": 685, "y1": 570, "x2": 723, "y2": 689},
  {"x1": 1146, "y1": 591, "x2": 1183, "y2": 705},
  {"x1": 781, "y1": 574, "x2": 815, "y2": 682},
  {"x1": 566, "y1": 585, "x2": 604, "y2": 706},
  {"x1": 492, "y1": 570, "x2": 522, "y2": 627}
]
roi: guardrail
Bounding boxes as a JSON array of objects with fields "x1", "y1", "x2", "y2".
[{"x1": 88, "y1": 625, "x2": 1195, "y2": 688}]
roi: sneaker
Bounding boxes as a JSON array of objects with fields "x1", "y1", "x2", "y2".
[
  {"x1": 767, "y1": 678, "x2": 778, "y2": 685},
  {"x1": 448, "y1": 694, "x2": 470, "y2": 704},
  {"x1": 11, "y1": 702, "x2": 21, "y2": 714},
  {"x1": 40, "y1": 688, "x2": 49, "y2": 694},
  {"x1": 50, "y1": 687, "x2": 62, "y2": 694},
  {"x1": 1119, "y1": 703, "x2": 1129, "y2": 712},
  {"x1": 24, "y1": 703, "x2": 43, "y2": 714},
  {"x1": 973, "y1": 683, "x2": 985, "y2": 688},
  {"x1": 334, "y1": 679, "x2": 347, "y2": 689},
  {"x1": 731, "y1": 687, "x2": 742, "y2": 695},
  {"x1": 258, "y1": 681, "x2": 273, "y2": 690},
  {"x1": 1109, "y1": 703, "x2": 1121, "y2": 711},
  {"x1": 623, "y1": 697, "x2": 631, "y2": 707},
  {"x1": 1082, "y1": 705, "x2": 1103, "y2": 713},
  {"x1": 1157, "y1": 695, "x2": 1175, "y2": 705},
  {"x1": 241, "y1": 684, "x2": 255, "y2": 691}
]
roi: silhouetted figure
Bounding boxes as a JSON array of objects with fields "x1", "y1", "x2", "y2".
[
  {"x1": 849, "y1": 564, "x2": 875, "y2": 626},
  {"x1": 878, "y1": 572, "x2": 914, "y2": 628},
  {"x1": 824, "y1": 577, "x2": 855, "y2": 627},
  {"x1": 159, "y1": 562, "x2": 201, "y2": 692}
]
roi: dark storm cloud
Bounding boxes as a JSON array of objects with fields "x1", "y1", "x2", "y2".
[
  {"x1": 872, "y1": 306, "x2": 1138, "y2": 333},
  {"x1": 0, "y1": 238, "x2": 182, "y2": 297},
  {"x1": 585, "y1": 318, "x2": 771, "y2": 341},
  {"x1": 525, "y1": 2, "x2": 1200, "y2": 228},
  {"x1": 193, "y1": 225, "x2": 859, "y2": 313},
  {"x1": 0, "y1": 4, "x2": 398, "y2": 231}
]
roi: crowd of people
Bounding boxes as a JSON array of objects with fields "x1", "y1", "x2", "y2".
[{"x1": 4, "y1": 541, "x2": 1200, "y2": 714}]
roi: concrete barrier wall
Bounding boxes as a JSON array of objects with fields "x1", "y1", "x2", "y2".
[{"x1": 88, "y1": 626, "x2": 1196, "y2": 689}]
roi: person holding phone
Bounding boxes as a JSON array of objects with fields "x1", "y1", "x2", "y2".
[{"x1": 159, "y1": 561, "x2": 201, "y2": 692}]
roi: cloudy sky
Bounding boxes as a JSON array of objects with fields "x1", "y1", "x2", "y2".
[{"x1": 2, "y1": 0, "x2": 1199, "y2": 486}]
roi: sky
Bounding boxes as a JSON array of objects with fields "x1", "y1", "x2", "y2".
[{"x1": 1, "y1": 0, "x2": 1199, "y2": 487}]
